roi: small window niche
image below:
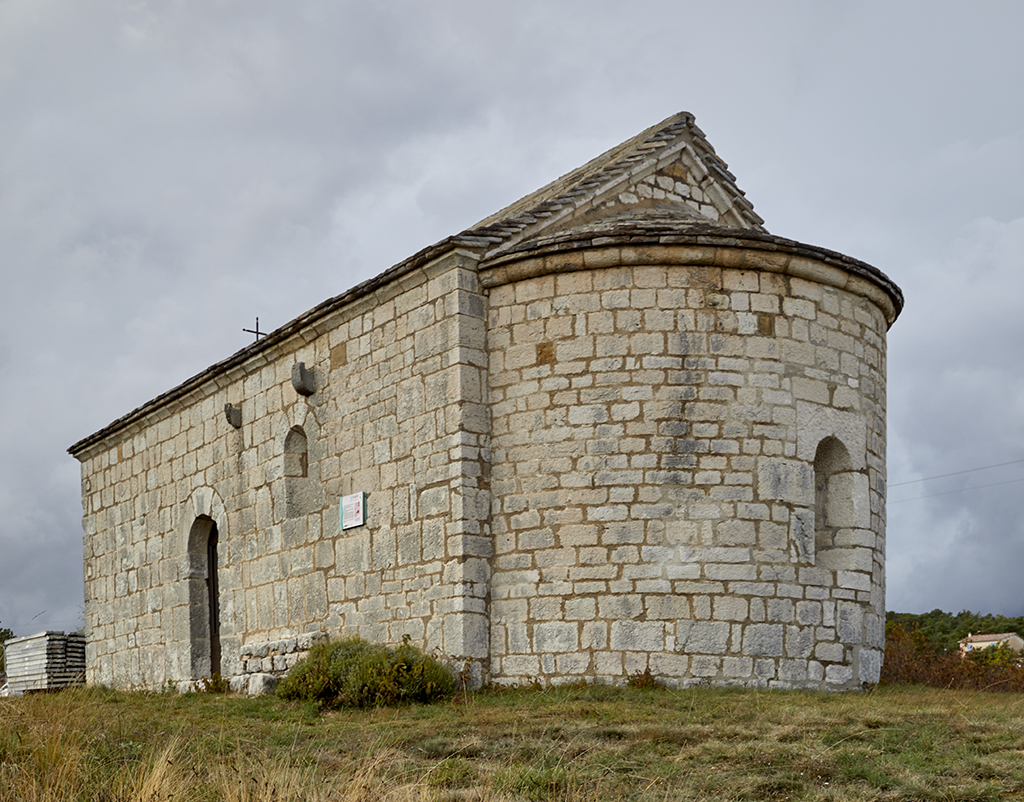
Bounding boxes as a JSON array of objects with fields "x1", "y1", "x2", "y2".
[
  {"x1": 283, "y1": 426, "x2": 309, "y2": 478},
  {"x1": 283, "y1": 426, "x2": 311, "y2": 517},
  {"x1": 813, "y1": 436, "x2": 856, "y2": 559}
]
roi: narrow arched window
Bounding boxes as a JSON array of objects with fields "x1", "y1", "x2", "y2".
[
  {"x1": 283, "y1": 426, "x2": 308, "y2": 478},
  {"x1": 283, "y1": 426, "x2": 311, "y2": 517},
  {"x1": 813, "y1": 436, "x2": 854, "y2": 555}
]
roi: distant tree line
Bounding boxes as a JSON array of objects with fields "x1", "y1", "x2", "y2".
[
  {"x1": 882, "y1": 610, "x2": 1024, "y2": 691},
  {"x1": 886, "y1": 609, "x2": 1024, "y2": 654},
  {"x1": 1, "y1": 623, "x2": 13, "y2": 675}
]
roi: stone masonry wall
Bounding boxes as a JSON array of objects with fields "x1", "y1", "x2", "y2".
[
  {"x1": 76, "y1": 235, "x2": 891, "y2": 693},
  {"x1": 78, "y1": 250, "x2": 490, "y2": 689},
  {"x1": 73, "y1": 112, "x2": 900, "y2": 694},
  {"x1": 483, "y1": 245, "x2": 888, "y2": 689}
]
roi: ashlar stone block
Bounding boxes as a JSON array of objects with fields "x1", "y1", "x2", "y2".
[
  {"x1": 534, "y1": 621, "x2": 578, "y2": 653},
  {"x1": 610, "y1": 621, "x2": 666, "y2": 652},
  {"x1": 677, "y1": 620, "x2": 730, "y2": 654},
  {"x1": 743, "y1": 624, "x2": 784, "y2": 657},
  {"x1": 757, "y1": 459, "x2": 813, "y2": 506}
]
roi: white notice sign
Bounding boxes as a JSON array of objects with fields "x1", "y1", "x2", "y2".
[{"x1": 341, "y1": 492, "x2": 366, "y2": 530}]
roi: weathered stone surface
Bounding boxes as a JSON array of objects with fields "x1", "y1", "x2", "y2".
[
  {"x1": 485, "y1": 246, "x2": 891, "y2": 690},
  {"x1": 247, "y1": 673, "x2": 278, "y2": 696},
  {"x1": 677, "y1": 621, "x2": 730, "y2": 654}
]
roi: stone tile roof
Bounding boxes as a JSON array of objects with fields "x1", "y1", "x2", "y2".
[
  {"x1": 460, "y1": 111, "x2": 765, "y2": 252},
  {"x1": 961, "y1": 632, "x2": 1021, "y2": 644}
]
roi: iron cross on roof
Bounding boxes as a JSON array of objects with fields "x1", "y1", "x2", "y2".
[{"x1": 243, "y1": 317, "x2": 267, "y2": 342}]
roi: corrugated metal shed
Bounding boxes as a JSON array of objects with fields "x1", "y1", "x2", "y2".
[{"x1": 3, "y1": 631, "x2": 86, "y2": 695}]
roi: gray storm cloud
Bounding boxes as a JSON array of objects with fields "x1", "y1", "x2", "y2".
[{"x1": 1, "y1": 0, "x2": 1023, "y2": 633}]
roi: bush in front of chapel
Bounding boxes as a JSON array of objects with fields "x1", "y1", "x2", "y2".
[{"x1": 277, "y1": 636, "x2": 456, "y2": 708}]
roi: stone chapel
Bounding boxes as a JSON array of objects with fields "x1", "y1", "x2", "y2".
[{"x1": 69, "y1": 112, "x2": 903, "y2": 692}]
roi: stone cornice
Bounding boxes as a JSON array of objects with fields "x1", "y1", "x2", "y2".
[{"x1": 480, "y1": 221, "x2": 903, "y2": 327}]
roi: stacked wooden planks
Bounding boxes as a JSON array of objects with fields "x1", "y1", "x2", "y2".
[{"x1": 3, "y1": 631, "x2": 86, "y2": 695}]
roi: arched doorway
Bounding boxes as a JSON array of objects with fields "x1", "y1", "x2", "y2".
[
  {"x1": 187, "y1": 516, "x2": 221, "y2": 678},
  {"x1": 206, "y1": 522, "x2": 221, "y2": 676}
]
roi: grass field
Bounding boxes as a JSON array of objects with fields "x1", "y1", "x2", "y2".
[{"x1": 2, "y1": 683, "x2": 1024, "y2": 801}]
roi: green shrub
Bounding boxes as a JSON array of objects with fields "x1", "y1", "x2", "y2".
[
  {"x1": 626, "y1": 666, "x2": 663, "y2": 689},
  {"x1": 342, "y1": 640, "x2": 458, "y2": 707},
  {"x1": 277, "y1": 636, "x2": 456, "y2": 708},
  {"x1": 967, "y1": 641, "x2": 1019, "y2": 668},
  {"x1": 276, "y1": 637, "x2": 377, "y2": 704}
]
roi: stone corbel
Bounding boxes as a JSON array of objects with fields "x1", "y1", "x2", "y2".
[
  {"x1": 224, "y1": 404, "x2": 242, "y2": 429},
  {"x1": 291, "y1": 362, "x2": 315, "y2": 396}
]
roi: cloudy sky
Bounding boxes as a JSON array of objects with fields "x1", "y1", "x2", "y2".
[{"x1": 2, "y1": 1, "x2": 1023, "y2": 636}]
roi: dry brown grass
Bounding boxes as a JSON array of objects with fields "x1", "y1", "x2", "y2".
[{"x1": 2, "y1": 682, "x2": 1024, "y2": 801}]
